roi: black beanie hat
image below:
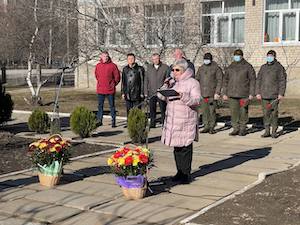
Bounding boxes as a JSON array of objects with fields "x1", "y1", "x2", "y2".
[
  {"x1": 234, "y1": 49, "x2": 243, "y2": 56},
  {"x1": 267, "y1": 50, "x2": 276, "y2": 58},
  {"x1": 204, "y1": 53, "x2": 213, "y2": 60}
]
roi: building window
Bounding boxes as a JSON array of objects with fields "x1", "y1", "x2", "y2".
[
  {"x1": 0, "y1": 0, "x2": 8, "y2": 12},
  {"x1": 97, "y1": 7, "x2": 130, "y2": 47},
  {"x1": 144, "y1": 4, "x2": 184, "y2": 46},
  {"x1": 264, "y1": 0, "x2": 300, "y2": 43},
  {"x1": 202, "y1": 0, "x2": 245, "y2": 46}
]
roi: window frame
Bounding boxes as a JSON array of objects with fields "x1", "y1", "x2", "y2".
[
  {"x1": 201, "y1": 1, "x2": 245, "y2": 47},
  {"x1": 96, "y1": 7, "x2": 130, "y2": 48},
  {"x1": 144, "y1": 4, "x2": 185, "y2": 48},
  {"x1": 263, "y1": 0, "x2": 300, "y2": 46}
]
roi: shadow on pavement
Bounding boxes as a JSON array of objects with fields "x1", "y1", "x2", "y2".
[
  {"x1": 148, "y1": 147, "x2": 271, "y2": 196},
  {"x1": 0, "y1": 165, "x2": 112, "y2": 191},
  {"x1": 91, "y1": 130, "x2": 123, "y2": 137}
]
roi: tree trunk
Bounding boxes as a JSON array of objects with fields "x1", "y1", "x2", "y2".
[{"x1": 48, "y1": 0, "x2": 53, "y2": 67}]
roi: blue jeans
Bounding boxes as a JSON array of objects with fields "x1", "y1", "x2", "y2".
[{"x1": 97, "y1": 94, "x2": 116, "y2": 125}]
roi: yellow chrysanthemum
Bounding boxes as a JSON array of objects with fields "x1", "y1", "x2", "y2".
[
  {"x1": 107, "y1": 158, "x2": 114, "y2": 166},
  {"x1": 125, "y1": 151, "x2": 133, "y2": 157},
  {"x1": 39, "y1": 142, "x2": 48, "y2": 149},
  {"x1": 132, "y1": 156, "x2": 140, "y2": 166},
  {"x1": 118, "y1": 157, "x2": 125, "y2": 166}
]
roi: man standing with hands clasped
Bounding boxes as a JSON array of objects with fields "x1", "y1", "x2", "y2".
[
  {"x1": 121, "y1": 53, "x2": 145, "y2": 121},
  {"x1": 195, "y1": 53, "x2": 223, "y2": 134},
  {"x1": 256, "y1": 50, "x2": 287, "y2": 138},
  {"x1": 145, "y1": 53, "x2": 169, "y2": 128},
  {"x1": 223, "y1": 49, "x2": 256, "y2": 136}
]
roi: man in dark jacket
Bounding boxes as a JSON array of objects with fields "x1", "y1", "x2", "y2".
[
  {"x1": 196, "y1": 53, "x2": 223, "y2": 134},
  {"x1": 223, "y1": 49, "x2": 256, "y2": 136},
  {"x1": 256, "y1": 50, "x2": 287, "y2": 138},
  {"x1": 121, "y1": 53, "x2": 145, "y2": 118},
  {"x1": 168, "y1": 48, "x2": 195, "y2": 77},
  {"x1": 95, "y1": 51, "x2": 120, "y2": 127},
  {"x1": 145, "y1": 53, "x2": 169, "y2": 128}
]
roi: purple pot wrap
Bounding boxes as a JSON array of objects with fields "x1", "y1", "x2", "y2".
[{"x1": 116, "y1": 175, "x2": 145, "y2": 188}]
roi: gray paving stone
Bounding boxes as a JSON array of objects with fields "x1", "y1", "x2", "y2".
[
  {"x1": 141, "y1": 193, "x2": 215, "y2": 211},
  {"x1": 92, "y1": 199, "x2": 193, "y2": 224},
  {"x1": 0, "y1": 199, "x2": 81, "y2": 223},
  {"x1": 64, "y1": 161, "x2": 101, "y2": 171},
  {"x1": 77, "y1": 155, "x2": 110, "y2": 164},
  {"x1": 84, "y1": 174, "x2": 117, "y2": 184},
  {"x1": 0, "y1": 188, "x2": 37, "y2": 202},
  {"x1": 56, "y1": 212, "x2": 117, "y2": 225},
  {"x1": 201, "y1": 171, "x2": 257, "y2": 184},
  {"x1": 0, "y1": 174, "x2": 38, "y2": 187},
  {"x1": 170, "y1": 183, "x2": 232, "y2": 200},
  {"x1": 0, "y1": 214, "x2": 45, "y2": 225},
  {"x1": 25, "y1": 189, "x2": 114, "y2": 210},
  {"x1": 56, "y1": 180, "x2": 122, "y2": 198},
  {"x1": 192, "y1": 177, "x2": 249, "y2": 192}
]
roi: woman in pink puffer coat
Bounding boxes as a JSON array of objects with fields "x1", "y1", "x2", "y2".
[{"x1": 158, "y1": 59, "x2": 201, "y2": 184}]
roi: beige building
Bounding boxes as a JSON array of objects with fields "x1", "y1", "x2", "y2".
[{"x1": 76, "y1": 0, "x2": 300, "y2": 97}]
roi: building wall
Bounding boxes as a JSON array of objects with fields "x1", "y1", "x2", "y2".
[{"x1": 76, "y1": 0, "x2": 300, "y2": 97}]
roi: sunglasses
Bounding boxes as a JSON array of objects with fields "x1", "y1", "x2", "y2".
[{"x1": 172, "y1": 68, "x2": 181, "y2": 72}]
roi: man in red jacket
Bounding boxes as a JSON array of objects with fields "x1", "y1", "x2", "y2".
[{"x1": 95, "y1": 51, "x2": 120, "y2": 127}]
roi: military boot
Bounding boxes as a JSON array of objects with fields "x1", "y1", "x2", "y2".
[
  {"x1": 271, "y1": 127, "x2": 278, "y2": 138},
  {"x1": 229, "y1": 129, "x2": 239, "y2": 136},
  {"x1": 261, "y1": 127, "x2": 271, "y2": 138},
  {"x1": 209, "y1": 128, "x2": 216, "y2": 134},
  {"x1": 239, "y1": 128, "x2": 247, "y2": 136},
  {"x1": 200, "y1": 127, "x2": 210, "y2": 133}
]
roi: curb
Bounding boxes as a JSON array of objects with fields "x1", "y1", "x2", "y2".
[
  {"x1": 180, "y1": 159, "x2": 300, "y2": 225},
  {"x1": 0, "y1": 146, "x2": 120, "y2": 180},
  {"x1": 13, "y1": 110, "x2": 300, "y2": 131},
  {"x1": 13, "y1": 110, "x2": 127, "y2": 120}
]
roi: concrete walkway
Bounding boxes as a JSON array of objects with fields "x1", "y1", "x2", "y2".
[{"x1": 0, "y1": 112, "x2": 299, "y2": 224}]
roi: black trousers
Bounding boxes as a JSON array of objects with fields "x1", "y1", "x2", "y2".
[
  {"x1": 126, "y1": 100, "x2": 141, "y2": 117},
  {"x1": 173, "y1": 143, "x2": 193, "y2": 176},
  {"x1": 149, "y1": 96, "x2": 166, "y2": 125}
]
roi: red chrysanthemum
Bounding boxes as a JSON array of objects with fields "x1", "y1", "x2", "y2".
[
  {"x1": 139, "y1": 154, "x2": 148, "y2": 164},
  {"x1": 125, "y1": 156, "x2": 133, "y2": 166}
]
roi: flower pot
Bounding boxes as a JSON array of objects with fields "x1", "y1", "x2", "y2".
[
  {"x1": 116, "y1": 175, "x2": 147, "y2": 200},
  {"x1": 122, "y1": 186, "x2": 147, "y2": 200},
  {"x1": 37, "y1": 161, "x2": 62, "y2": 187},
  {"x1": 38, "y1": 172, "x2": 61, "y2": 187}
]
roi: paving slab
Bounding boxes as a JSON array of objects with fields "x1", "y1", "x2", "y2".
[
  {"x1": 0, "y1": 188, "x2": 37, "y2": 202},
  {"x1": 25, "y1": 189, "x2": 112, "y2": 210},
  {"x1": 0, "y1": 199, "x2": 81, "y2": 223},
  {"x1": 170, "y1": 184, "x2": 232, "y2": 200},
  {"x1": 0, "y1": 214, "x2": 45, "y2": 225},
  {"x1": 141, "y1": 193, "x2": 215, "y2": 211},
  {"x1": 55, "y1": 212, "x2": 117, "y2": 225},
  {"x1": 192, "y1": 177, "x2": 248, "y2": 192},
  {"x1": 92, "y1": 199, "x2": 194, "y2": 224},
  {"x1": 84, "y1": 173, "x2": 117, "y2": 184},
  {"x1": 56, "y1": 180, "x2": 122, "y2": 198},
  {"x1": 0, "y1": 174, "x2": 38, "y2": 188}
]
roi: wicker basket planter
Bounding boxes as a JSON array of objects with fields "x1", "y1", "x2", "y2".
[
  {"x1": 116, "y1": 175, "x2": 147, "y2": 200},
  {"x1": 37, "y1": 161, "x2": 62, "y2": 187},
  {"x1": 38, "y1": 173, "x2": 61, "y2": 187}
]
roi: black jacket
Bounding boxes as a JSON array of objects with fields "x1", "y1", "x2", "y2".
[
  {"x1": 256, "y1": 60, "x2": 287, "y2": 99},
  {"x1": 121, "y1": 63, "x2": 145, "y2": 101}
]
